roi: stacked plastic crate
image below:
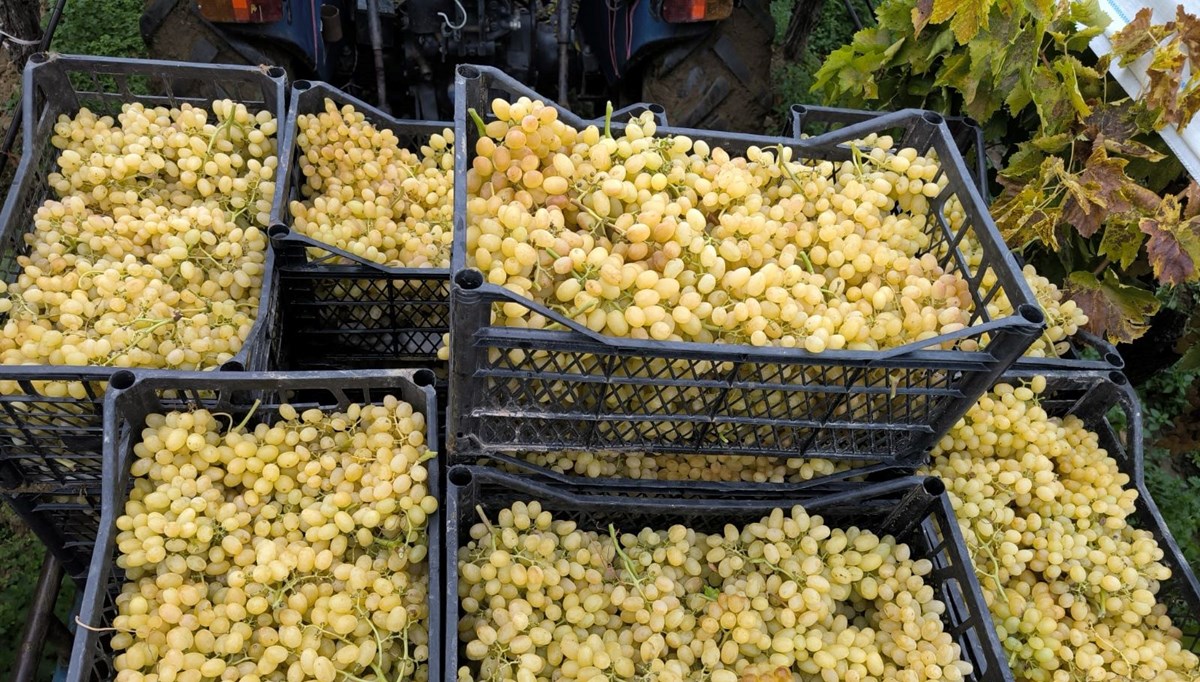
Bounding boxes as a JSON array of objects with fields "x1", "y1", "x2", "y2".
[{"x1": 0, "y1": 51, "x2": 1189, "y2": 682}]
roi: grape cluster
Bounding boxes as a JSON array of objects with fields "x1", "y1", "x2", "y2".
[
  {"x1": 509, "y1": 450, "x2": 852, "y2": 483},
  {"x1": 927, "y1": 379, "x2": 1200, "y2": 682},
  {"x1": 457, "y1": 501, "x2": 972, "y2": 682},
  {"x1": 290, "y1": 99, "x2": 454, "y2": 268},
  {"x1": 988, "y1": 267, "x2": 1088, "y2": 359},
  {"x1": 109, "y1": 396, "x2": 438, "y2": 682},
  {"x1": 0, "y1": 100, "x2": 274, "y2": 397},
  {"x1": 463, "y1": 98, "x2": 993, "y2": 353}
]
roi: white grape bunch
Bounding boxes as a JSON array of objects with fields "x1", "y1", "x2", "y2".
[
  {"x1": 463, "y1": 97, "x2": 994, "y2": 354},
  {"x1": 290, "y1": 98, "x2": 454, "y2": 268},
  {"x1": 0, "y1": 100, "x2": 275, "y2": 398},
  {"x1": 108, "y1": 395, "x2": 438, "y2": 682},
  {"x1": 457, "y1": 500, "x2": 973, "y2": 682},
  {"x1": 927, "y1": 378, "x2": 1200, "y2": 682},
  {"x1": 509, "y1": 449, "x2": 853, "y2": 483}
]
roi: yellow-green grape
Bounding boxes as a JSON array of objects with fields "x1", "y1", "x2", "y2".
[
  {"x1": 290, "y1": 99, "x2": 454, "y2": 267},
  {"x1": 0, "y1": 99, "x2": 274, "y2": 387},
  {"x1": 512, "y1": 449, "x2": 854, "y2": 483},
  {"x1": 109, "y1": 396, "x2": 438, "y2": 682},
  {"x1": 925, "y1": 378, "x2": 1199, "y2": 682},
  {"x1": 466, "y1": 96, "x2": 973, "y2": 353},
  {"x1": 457, "y1": 501, "x2": 971, "y2": 682}
]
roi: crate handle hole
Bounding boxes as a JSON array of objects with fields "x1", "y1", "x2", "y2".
[
  {"x1": 268, "y1": 223, "x2": 290, "y2": 239},
  {"x1": 1110, "y1": 371, "x2": 1128, "y2": 386},
  {"x1": 1017, "y1": 304, "x2": 1045, "y2": 326},
  {"x1": 414, "y1": 369, "x2": 436, "y2": 387},
  {"x1": 267, "y1": 66, "x2": 287, "y2": 79},
  {"x1": 649, "y1": 103, "x2": 665, "y2": 115},
  {"x1": 30, "y1": 53, "x2": 48, "y2": 64},
  {"x1": 1105, "y1": 352, "x2": 1125, "y2": 370},
  {"x1": 220, "y1": 360, "x2": 245, "y2": 372},
  {"x1": 791, "y1": 104, "x2": 807, "y2": 116},
  {"x1": 294, "y1": 80, "x2": 314, "y2": 91},
  {"x1": 111, "y1": 370, "x2": 137, "y2": 391},
  {"x1": 458, "y1": 64, "x2": 482, "y2": 79},
  {"x1": 962, "y1": 116, "x2": 981, "y2": 130},
  {"x1": 455, "y1": 269, "x2": 484, "y2": 290},
  {"x1": 922, "y1": 111, "x2": 944, "y2": 126},
  {"x1": 448, "y1": 467, "x2": 474, "y2": 486},
  {"x1": 922, "y1": 477, "x2": 945, "y2": 496}
]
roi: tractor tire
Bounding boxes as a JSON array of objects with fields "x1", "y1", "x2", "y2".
[{"x1": 639, "y1": 0, "x2": 775, "y2": 133}]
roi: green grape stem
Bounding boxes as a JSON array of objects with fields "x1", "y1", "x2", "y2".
[{"x1": 468, "y1": 108, "x2": 487, "y2": 138}]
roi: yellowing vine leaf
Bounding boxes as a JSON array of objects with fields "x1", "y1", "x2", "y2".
[
  {"x1": 1065, "y1": 270, "x2": 1159, "y2": 343},
  {"x1": 1061, "y1": 142, "x2": 1133, "y2": 238},
  {"x1": 913, "y1": 0, "x2": 935, "y2": 35},
  {"x1": 1139, "y1": 195, "x2": 1200, "y2": 285},
  {"x1": 1110, "y1": 8, "x2": 1172, "y2": 67},
  {"x1": 1098, "y1": 218, "x2": 1145, "y2": 270},
  {"x1": 929, "y1": 0, "x2": 996, "y2": 44}
]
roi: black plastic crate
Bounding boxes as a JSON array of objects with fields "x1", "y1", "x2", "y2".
[
  {"x1": 444, "y1": 466, "x2": 1011, "y2": 682},
  {"x1": 789, "y1": 103, "x2": 990, "y2": 201},
  {"x1": 268, "y1": 83, "x2": 664, "y2": 377},
  {"x1": 1000, "y1": 368, "x2": 1200, "y2": 651},
  {"x1": 788, "y1": 105, "x2": 1128, "y2": 375},
  {"x1": 449, "y1": 64, "x2": 1044, "y2": 466},
  {"x1": 0, "y1": 53, "x2": 287, "y2": 577},
  {"x1": 68, "y1": 367, "x2": 442, "y2": 682}
]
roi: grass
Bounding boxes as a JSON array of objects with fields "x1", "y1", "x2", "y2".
[{"x1": 49, "y1": 0, "x2": 146, "y2": 58}]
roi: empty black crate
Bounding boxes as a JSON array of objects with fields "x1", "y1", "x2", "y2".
[
  {"x1": 1003, "y1": 368, "x2": 1200, "y2": 649},
  {"x1": 449, "y1": 65, "x2": 1044, "y2": 467},
  {"x1": 444, "y1": 466, "x2": 1010, "y2": 682},
  {"x1": 68, "y1": 368, "x2": 442, "y2": 682},
  {"x1": 0, "y1": 53, "x2": 286, "y2": 579}
]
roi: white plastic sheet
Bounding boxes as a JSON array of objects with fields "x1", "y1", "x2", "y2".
[{"x1": 1090, "y1": 0, "x2": 1200, "y2": 182}]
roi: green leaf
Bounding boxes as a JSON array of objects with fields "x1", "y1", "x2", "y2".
[
  {"x1": 1098, "y1": 219, "x2": 1145, "y2": 270},
  {"x1": 911, "y1": 28, "x2": 957, "y2": 73},
  {"x1": 1030, "y1": 65, "x2": 1079, "y2": 136},
  {"x1": 929, "y1": 0, "x2": 996, "y2": 44},
  {"x1": 1065, "y1": 270, "x2": 1160, "y2": 343},
  {"x1": 1002, "y1": 143, "x2": 1045, "y2": 180},
  {"x1": 1177, "y1": 343, "x2": 1200, "y2": 371},
  {"x1": 1031, "y1": 133, "x2": 1073, "y2": 153}
]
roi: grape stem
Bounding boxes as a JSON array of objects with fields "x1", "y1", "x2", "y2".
[
  {"x1": 231, "y1": 399, "x2": 262, "y2": 433},
  {"x1": 468, "y1": 108, "x2": 487, "y2": 138},
  {"x1": 608, "y1": 524, "x2": 647, "y2": 599},
  {"x1": 604, "y1": 101, "x2": 614, "y2": 139}
]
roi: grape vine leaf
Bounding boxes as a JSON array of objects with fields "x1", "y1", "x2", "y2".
[
  {"x1": 1180, "y1": 181, "x2": 1200, "y2": 219},
  {"x1": 1139, "y1": 195, "x2": 1200, "y2": 285},
  {"x1": 1031, "y1": 65, "x2": 1080, "y2": 136},
  {"x1": 994, "y1": 156, "x2": 1065, "y2": 249},
  {"x1": 929, "y1": 0, "x2": 996, "y2": 45},
  {"x1": 1055, "y1": 56, "x2": 1094, "y2": 118},
  {"x1": 1065, "y1": 270, "x2": 1159, "y2": 343},
  {"x1": 913, "y1": 0, "x2": 935, "y2": 35},
  {"x1": 1144, "y1": 39, "x2": 1187, "y2": 128},
  {"x1": 1098, "y1": 218, "x2": 1145, "y2": 270},
  {"x1": 1177, "y1": 4, "x2": 1200, "y2": 57},
  {"x1": 1109, "y1": 8, "x2": 1173, "y2": 67},
  {"x1": 1061, "y1": 142, "x2": 1132, "y2": 238},
  {"x1": 1065, "y1": 0, "x2": 1111, "y2": 50}
]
